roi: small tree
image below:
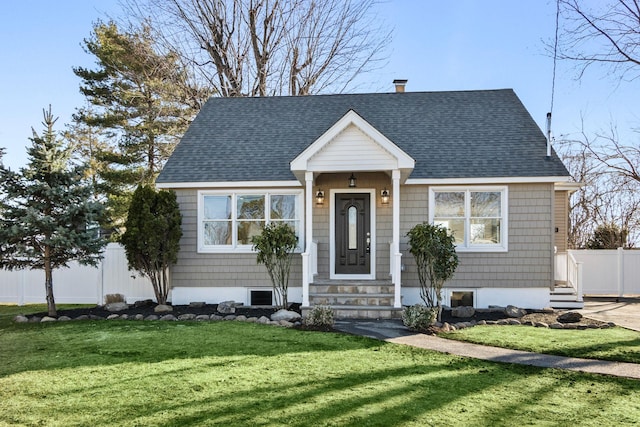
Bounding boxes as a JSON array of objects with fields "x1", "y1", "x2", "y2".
[
  {"x1": 120, "y1": 185, "x2": 182, "y2": 305},
  {"x1": 406, "y1": 223, "x2": 459, "y2": 322},
  {"x1": 586, "y1": 223, "x2": 628, "y2": 249},
  {"x1": 251, "y1": 223, "x2": 298, "y2": 310},
  {"x1": 0, "y1": 107, "x2": 107, "y2": 316}
]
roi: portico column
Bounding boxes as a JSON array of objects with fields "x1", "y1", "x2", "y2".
[
  {"x1": 392, "y1": 169, "x2": 402, "y2": 308},
  {"x1": 302, "y1": 171, "x2": 314, "y2": 306}
]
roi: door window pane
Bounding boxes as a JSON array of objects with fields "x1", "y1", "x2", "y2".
[{"x1": 348, "y1": 206, "x2": 357, "y2": 249}]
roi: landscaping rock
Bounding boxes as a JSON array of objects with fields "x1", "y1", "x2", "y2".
[
  {"x1": 257, "y1": 316, "x2": 270, "y2": 324},
  {"x1": 246, "y1": 317, "x2": 258, "y2": 323},
  {"x1": 497, "y1": 319, "x2": 509, "y2": 325},
  {"x1": 235, "y1": 315, "x2": 248, "y2": 322},
  {"x1": 505, "y1": 305, "x2": 527, "y2": 318},
  {"x1": 550, "y1": 323, "x2": 564, "y2": 329},
  {"x1": 271, "y1": 309, "x2": 302, "y2": 322},
  {"x1": 507, "y1": 319, "x2": 521, "y2": 325},
  {"x1": 58, "y1": 316, "x2": 71, "y2": 321},
  {"x1": 195, "y1": 315, "x2": 211, "y2": 321},
  {"x1": 134, "y1": 314, "x2": 144, "y2": 320},
  {"x1": 154, "y1": 304, "x2": 173, "y2": 313},
  {"x1": 279, "y1": 320, "x2": 294, "y2": 327},
  {"x1": 90, "y1": 315, "x2": 104, "y2": 320},
  {"x1": 160, "y1": 314, "x2": 176, "y2": 321},
  {"x1": 74, "y1": 315, "x2": 88, "y2": 321},
  {"x1": 134, "y1": 299, "x2": 154, "y2": 308},
  {"x1": 534, "y1": 322, "x2": 549, "y2": 328},
  {"x1": 120, "y1": 314, "x2": 129, "y2": 320},
  {"x1": 144, "y1": 315, "x2": 159, "y2": 321},
  {"x1": 105, "y1": 302, "x2": 129, "y2": 312},
  {"x1": 41, "y1": 316, "x2": 57, "y2": 322},
  {"x1": 451, "y1": 306, "x2": 475, "y2": 318},
  {"x1": 13, "y1": 315, "x2": 28, "y2": 323},
  {"x1": 217, "y1": 301, "x2": 236, "y2": 314},
  {"x1": 477, "y1": 320, "x2": 487, "y2": 326},
  {"x1": 107, "y1": 314, "x2": 120, "y2": 320},
  {"x1": 557, "y1": 311, "x2": 582, "y2": 323},
  {"x1": 177, "y1": 313, "x2": 196, "y2": 321},
  {"x1": 210, "y1": 314, "x2": 223, "y2": 321}
]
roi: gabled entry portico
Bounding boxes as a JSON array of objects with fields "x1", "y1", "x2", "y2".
[{"x1": 290, "y1": 110, "x2": 415, "y2": 315}]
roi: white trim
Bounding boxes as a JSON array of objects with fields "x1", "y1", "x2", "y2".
[
  {"x1": 428, "y1": 185, "x2": 508, "y2": 253},
  {"x1": 406, "y1": 176, "x2": 572, "y2": 185},
  {"x1": 197, "y1": 189, "x2": 304, "y2": 253},
  {"x1": 290, "y1": 110, "x2": 415, "y2": 172},
  {"x1": 329, "y1": 188, "x2": 377, "y2": 280},
  {"x1": 554, "y1": 182, "x2": 584, "y2": 192},
  {"x1": 157, "y1": 180, "x2": 301, "y2": 189}
]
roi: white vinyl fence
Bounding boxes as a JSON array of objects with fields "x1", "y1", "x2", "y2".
[
  {"x1": 569, "y1": 248, "x2": 640, "y2": 297},
  {"x1": 0, "y1": 243, "x2": 156, "y2": 305}
]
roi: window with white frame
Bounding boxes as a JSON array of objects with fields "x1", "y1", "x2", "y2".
[
  {"x1": 199, "y1": 190, "x2": 302, "y2": 252},
  {"x1": 429, "y1": 187, "x2": 507, "y2": 251}
]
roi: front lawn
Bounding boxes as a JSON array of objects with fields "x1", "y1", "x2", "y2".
[
  {"x1": 1, "y1": 307, "x2": 639, "y2": 426},
  {"x1": 439, "y1": 325, "x2": 640, "y2": 364}
]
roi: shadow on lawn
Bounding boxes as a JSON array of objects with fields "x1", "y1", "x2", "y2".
[{"x1": 0, "y1": 320, "x2": 382, "y2": 377}]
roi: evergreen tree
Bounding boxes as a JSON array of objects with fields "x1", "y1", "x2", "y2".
[
  {"x1": 0, "y1": 107, "x2": 107, "y2": 316},
  {"x1": 72, "y1": 22, "x2": 207, "y2": 235},
  {"x1": 120, "y1": 185, "x2": 182, "y2": 305}
]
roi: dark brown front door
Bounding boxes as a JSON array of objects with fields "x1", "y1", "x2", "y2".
[{"x1": 335, "y1": 193, "x2": 370, "y2": 275}]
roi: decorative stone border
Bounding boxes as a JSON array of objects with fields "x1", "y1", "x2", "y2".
[
  {"x1": 435, "y1": 318, "x2": 616, "y2": 332},
  {"x1": 12, "y1": 311, "x2": 303, "y2": 328}
]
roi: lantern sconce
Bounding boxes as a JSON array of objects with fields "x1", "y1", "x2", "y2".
[
  {"x1": 315, "y1": 190, "x2": 325, "y2": 205},
  {"x1": 381, "y1": 188, "x2": 390, "y2": 205},
  {"x1": 348, "y1": 173, "x2": 357, "y2": 188}
]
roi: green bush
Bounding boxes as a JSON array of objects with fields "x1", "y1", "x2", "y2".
[
  {"x1": 402, "y1": 304, "x2": 438, "y2": 331},
  {"x1": 304, "y1": 305, "x2": 335, "y2": 327}
]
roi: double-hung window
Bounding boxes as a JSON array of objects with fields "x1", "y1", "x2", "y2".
[
  {"x1": 429, "y1": 187, "x2": 507, "y2": 252},
  {"x1": 199, "y1": 190, "x2": 302, "y2": 252}
]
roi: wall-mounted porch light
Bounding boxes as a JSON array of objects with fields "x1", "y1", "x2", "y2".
[
  {"x1": 315, "y1": 190, "x2": 325, "y2": 205},
  {"x1": 348, "y1": 173, "x2": 357, "y2": 188},
  {"x1": 381, "y1": 188, "x2": 390, "y2": 205}
]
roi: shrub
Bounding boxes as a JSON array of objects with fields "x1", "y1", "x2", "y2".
[
  {"x1": 304, "y1": 305, "x2": 335, "y2": 328},
  {"x1": 402, "y1": 304, "x2": 438, "y2": 331},
  {"x1": 104, "y1": 293, "x2": 126, "y2": 304}
]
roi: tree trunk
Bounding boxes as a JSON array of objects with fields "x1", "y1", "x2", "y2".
[{"x1": 44, "y1": 246, "x2": 57, "y2": 317}]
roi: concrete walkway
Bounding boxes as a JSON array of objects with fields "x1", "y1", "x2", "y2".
[
  {"x1": 582, "y1": 297, "x2": 640, "y2": 332},
  {"x1": 334, "y1": 319, "x2": 640, "y2": 380}
]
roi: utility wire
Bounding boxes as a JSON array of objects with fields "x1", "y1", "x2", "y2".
[{"x1": 550, "y1": 0, "x2": 560, "y2": 116}]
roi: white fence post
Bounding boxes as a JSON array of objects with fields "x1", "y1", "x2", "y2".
[{"x1": 617, "y1": 247, "x2": 624, "y2": 297}]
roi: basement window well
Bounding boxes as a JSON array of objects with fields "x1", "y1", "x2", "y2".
[
  {"x1": 250, "y1": 290, "x2": 273, "y2": 306},
  {"x1": 450, "y1": 291, "x2": 474, "y2": 307}
]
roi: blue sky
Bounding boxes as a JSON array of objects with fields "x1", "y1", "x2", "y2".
[{"x1": 0, "y1": 0, "x2": 636, "y2": 170}]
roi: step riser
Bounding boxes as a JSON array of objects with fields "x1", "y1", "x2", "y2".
[
  {"x1": 550, "y1": 301, "x2": 585, "y2": 309},
  {"x1": 550, "y1": 294, "x2": 581, "y2": 301},
  {"x1": 310, "y1": 296, "x2": 393, "y2": 306},
  {"x1": 310, "y1": 285, "x2": 394, "y2": 294}
]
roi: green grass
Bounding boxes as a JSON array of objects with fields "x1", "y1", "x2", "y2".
[
  {"x1": 1, "y1": 306, "x2": 640, "y2": 426},
  {"x1": 439, "y1": 325, "x2": 640, "y2": 364}
]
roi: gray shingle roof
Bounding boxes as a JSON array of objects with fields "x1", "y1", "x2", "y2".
[{"x1": 156, "y1": 89, "x2": 570, "y2": 184}]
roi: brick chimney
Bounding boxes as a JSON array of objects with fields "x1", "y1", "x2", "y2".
[{"x1": 393, "y1": 79, "x2": 408, "y2": 93}]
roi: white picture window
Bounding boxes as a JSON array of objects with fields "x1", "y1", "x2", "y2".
[
  {"x1": 198, "y1": 190, "x2": 303, "y2": 252},
  {"x1": 430, "y1": 187, "x2": 507, "y2": 252}
]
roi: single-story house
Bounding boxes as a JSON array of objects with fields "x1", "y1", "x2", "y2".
[{"x1": 156, "y1": 81, "x2": 581, "y2": 318}]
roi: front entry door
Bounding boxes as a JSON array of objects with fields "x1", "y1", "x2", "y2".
[{"x1": 335, "y1": 193, "x2": 370, "y2": 275}]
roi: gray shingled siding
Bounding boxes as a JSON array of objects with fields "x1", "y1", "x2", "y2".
[
  {"x1": 400, "y1": 183, "x2": 553, "y2": 289},
  {"x1": 171, "y1": 182, "x2": 553, "y2": 290},
  {"x1": 170, "y1": 189, "x2": 302, "y2": 288}
]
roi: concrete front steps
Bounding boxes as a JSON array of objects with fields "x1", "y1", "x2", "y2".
[
  {"x1": 550, "y1": 284, "x2": 584, "y2": 309},
  {"x1": 304, "y1": 279, "x2": 402, "y2": 319}
]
